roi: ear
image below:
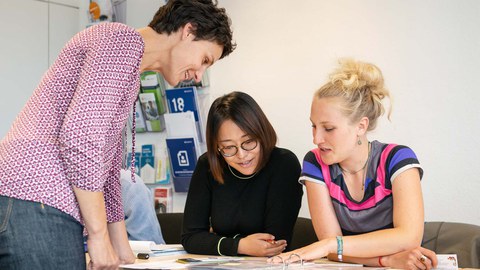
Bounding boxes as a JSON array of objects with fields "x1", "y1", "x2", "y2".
[
  {"x1": 357, "y1": 116, "x2": 369, "y2": 136},
  {"x1": 181, "y1": 22, "x2": 195, "y2": 40}
]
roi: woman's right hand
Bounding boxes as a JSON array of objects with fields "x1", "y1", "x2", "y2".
[
  {"x1": 238, "y1": 233, "x2": 287, "y2": 257},
  {"x1": 72, "y1": 188, "x2": 120, "y2": 269},
  {"x1": 87, "y1": 232, "x2": 120, "y2": 270}
]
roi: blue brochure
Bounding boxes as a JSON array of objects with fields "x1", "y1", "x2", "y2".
[{"x1": 165, "y1": 137, "x2": 198, "y2": 192}]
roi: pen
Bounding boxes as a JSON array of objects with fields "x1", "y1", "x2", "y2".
[{"x1": 137, "y1": 253, "x2": 150, "y2": 260}]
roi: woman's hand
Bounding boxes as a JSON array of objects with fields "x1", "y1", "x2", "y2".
[
  {"x1": 238, "y1": 233, "x2": 287, "y2": 257},
  {"x1": 87, "y1": 232, "x2": 120, "y2": 270},
  {"x1": 268, "y1": 238, "x2": 335, "y2": 264},
  {"x1": 115, "y1": 246, "x2": 135, "y2": 265},
  {"x1": 108, "y1": 221, "x2": 136, "y2": 265},
  {"x1": 73, "y1": 187, "x2": 120, "y2": 269},
  {"x1": 382, "y1": 247, "x2": 437, "y2": 270}
]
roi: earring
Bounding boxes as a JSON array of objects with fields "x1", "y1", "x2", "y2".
[{"x1": 357, "y1": 137, "x2": 362, "y2": 145}]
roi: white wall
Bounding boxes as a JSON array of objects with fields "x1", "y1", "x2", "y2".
[
  {"x1": 126, "y1": 0, "x2": 480, "y2": 225},
  {"x1": 2, "y1": 0, "x2": 479, "y2": 226}
]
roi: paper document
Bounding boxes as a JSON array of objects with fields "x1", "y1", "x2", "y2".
[
  {"x1": 435, "y1": 254, "x2": 458, "y2": 270},
  {"x1": 164, "y1": 111, "x2": 198, "y2": 139},
  {"x1": 121, "y1": 259, "x2": 187, "y2": 269},
  {"x1": 176, "y1": 257, "x2": 244, "y2": 264},
  {"x1": 128, "y1": 241, "x2": 185, "y2": 255},
  {"x1": 313, "y1": 258, "x2": 363, "y2": 267}
]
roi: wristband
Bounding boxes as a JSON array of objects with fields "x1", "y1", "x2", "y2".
[
  {"x1": 378, "y1": 256, "x2": 385, "y2": 267},
  {"x1": 336, "y1": 236, "x2": 343, "y2": 262},
  {"x1": 217, "y1": 237, "x2": 226, "y2": 256}
]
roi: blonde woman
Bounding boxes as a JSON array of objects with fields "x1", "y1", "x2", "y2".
[{"x1": 272, "y1": 59, "x2": 437, "y2": 270}]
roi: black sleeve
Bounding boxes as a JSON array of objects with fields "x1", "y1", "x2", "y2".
[
  {"x1": 263, "y1": 149, "x2": 303, "y2": 251},
  {"x1": 181, "y1": 155, "x2": 241, "y2": 255}
]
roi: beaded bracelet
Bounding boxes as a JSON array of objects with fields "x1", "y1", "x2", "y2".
[
  {"x1": 378, "y1": 256, "x2": 385, "y2": 267},
  {"x1": 336, "y1": 236, "x2": 343, "y2": 262}
]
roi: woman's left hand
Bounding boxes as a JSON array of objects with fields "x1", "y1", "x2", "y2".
[
  {"x1": 238, "y1": 233, "x2": 287, "y2": 257},
  {"x1": 382, "y1": 247, "x2": 437, "y2": 270}
]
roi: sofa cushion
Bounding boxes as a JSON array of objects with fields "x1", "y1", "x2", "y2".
[{"x1": 422, "y1": 221, "x2": 480, "y2": 268}]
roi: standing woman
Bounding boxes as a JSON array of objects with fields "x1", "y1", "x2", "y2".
[
  {"x1": 182, "y1": 91, "x2": 303, "y2": 257},
  {"x1": 272, "y1": 59, "x2": 437, "y2": 270},
  {"x1": 0, "y1": 1, "x2": 235, "y2": 269}
]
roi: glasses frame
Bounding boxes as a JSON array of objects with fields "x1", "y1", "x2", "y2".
[{"x1": 218, "y1": 139, "x2": 258, "y2": 157}]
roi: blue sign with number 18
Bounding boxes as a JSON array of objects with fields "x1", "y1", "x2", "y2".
[{"x1": 165, "y1": 87, "x2": 199, "y2": 121}]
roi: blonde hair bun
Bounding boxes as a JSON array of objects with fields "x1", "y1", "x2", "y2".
[
  {"x1": 315, "y1": 58, "x2": 392, "y2": 131},
  {"x1": 330, "y1": 58, "x2": 387, "y2": 101}
]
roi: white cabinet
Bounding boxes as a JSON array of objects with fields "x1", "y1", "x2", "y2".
[
  {"x1": 0, "y1": 0, "x2": 49, "y2": 136},
  {"x1": 49, "y1": 2, "x2": 79, "y2": 64},
  {"x1": 0, "y1": 0, "x2": 79, "y2": 137},
  {"x1": 50, "y1": 0, "x2": 78, "y2": 7}
]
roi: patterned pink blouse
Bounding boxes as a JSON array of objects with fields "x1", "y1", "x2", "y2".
[{"x1": 0, "y1": 23, "x2": 144, "y2": 225}]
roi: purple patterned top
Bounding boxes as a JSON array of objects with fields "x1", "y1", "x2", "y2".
[{"x1": 0, "y1": 23, "x2": 144, "y2": 225}]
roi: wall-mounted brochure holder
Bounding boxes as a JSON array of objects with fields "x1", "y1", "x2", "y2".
[
  {"x1": 165, "y1": 86, "x2": 205, "y2": 143},
  {"x1": 165, "y1": 137, "x2": 198, "y2": 192},
  {"x1": 164, "y1": 112, "x2": 202, "y2": 192}
]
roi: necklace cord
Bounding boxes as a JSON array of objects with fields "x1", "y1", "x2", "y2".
[
  {"x1": 228, "y1": 164, "x2": 257, "y2": 180},
  {"x1": 339, "y1": 142, "x2": 372, "y2": 190}
]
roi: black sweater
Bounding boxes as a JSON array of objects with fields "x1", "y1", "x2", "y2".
[{"x1": 181, "y1": 147, "x2": 303, "y2": 256}]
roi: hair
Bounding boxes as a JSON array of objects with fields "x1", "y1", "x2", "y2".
[
  {"x1": 148, "y1": 0, "x2": 236, "y2": 59},
  {"x1": 314, "y1": 58, "x2": 392, "y2": 131},
  {"x1": 206, "y1": 91, "x2": 277, "y2": 184}
]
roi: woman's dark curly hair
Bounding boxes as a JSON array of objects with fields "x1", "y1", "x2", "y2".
[{"x1": 148, "y1": 0, "x2": 236, "y2": 59}]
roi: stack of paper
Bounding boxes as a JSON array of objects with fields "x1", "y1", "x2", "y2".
[
  {"x1": 121, "y1": 260, "x2": 187, "y2": 269},
  {"x1": 128, "y1": 241, "x2": 186, "y2": 256}
]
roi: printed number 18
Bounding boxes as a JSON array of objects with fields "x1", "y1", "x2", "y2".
[{"x1": 170, "y1": 97, "x2": 185, "y2": 112}]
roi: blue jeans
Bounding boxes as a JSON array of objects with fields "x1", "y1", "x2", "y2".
[{"x1": 0, "y1": 196, "x2": 86, "y2": 270}]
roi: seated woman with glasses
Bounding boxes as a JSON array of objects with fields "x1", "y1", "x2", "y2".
[{"x1": 181, "y1": 91, "x2": 303, "y2": 257}]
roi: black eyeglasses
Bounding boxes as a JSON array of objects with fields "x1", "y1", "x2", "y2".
[{"x1": 218, "y1": 139, "x2": 258, "y2": 157}]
